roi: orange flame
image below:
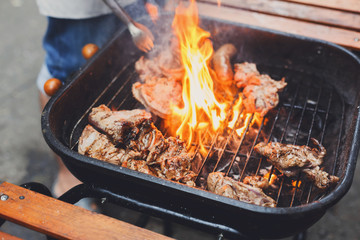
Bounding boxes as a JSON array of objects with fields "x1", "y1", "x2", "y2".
[
  {"x1": 166, "y1": 0, "x2": 262, "y2": 155},
  {"x1": 291, "y1": 180, "x2": 302, "y2": 188},
  {"x1": 264, "y1": 171, "x2": 277, "y2": 185}
]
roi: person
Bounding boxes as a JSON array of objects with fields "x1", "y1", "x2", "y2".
[{"x1": 36, "y1": 0, "x2": 160, "y2": 197}]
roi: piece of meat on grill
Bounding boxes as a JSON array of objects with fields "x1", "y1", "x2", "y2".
[
  {"x1": 79, "y1": 125, "x2": 159, "y2": 176},
  {"x1": 135, "y1": 36, "x2": 184, "y2": 82},
  {"x1": 78, "y1": 125, "x2": 126, "y2": 165},
  {"x1": 234, "y1": 62, "x2": 287, "y2": 116},
  {"x1": 132, "y1": 77, "x2": 183, "y2": 119},
  {"x1": 254, "y1": 138, "x2": 340, "y2": 189},
  {"x1": 88, "y1": 104, "x2": 152, "y2": 144},
  {"x1": 243, "y1": 175, "x2": 270, "y2": 190},
  {"x1": 156, "y1": 137, "x2": 196, "y2": 186},
  {"x1": 212, "y1": 43, "x2": 237, "y2": 86},
  {"x1": 302, "y1": 166, "x2": 339, "y2": 189},
  {"x1": 89, "y1": 105, "x2": 168, "y2": 164},
  {"x1": 233, "y1": 62, "x2": 260, "y2": 88},
  {"x1": 85, "y1": 105, "x2": 196, "y2": 186},
  {"x1": 207, "y1": 172, "x2": 276, "y2": 207}
]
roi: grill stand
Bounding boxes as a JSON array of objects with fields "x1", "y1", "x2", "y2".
[{"x1": 0, "y1": 182, "x2": 308, "y2": 240}]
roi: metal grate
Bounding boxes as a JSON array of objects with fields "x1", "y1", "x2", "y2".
[{"x1": 68, "y1": 63, "x2": 345, "y2": 208}]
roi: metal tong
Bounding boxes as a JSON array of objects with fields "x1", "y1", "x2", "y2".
[{"x1": 103, "y1": 0, "x2": 154, "y2": 52}]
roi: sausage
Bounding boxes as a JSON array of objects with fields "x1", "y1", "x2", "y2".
[{"x1": 212, "y1": 43, "x2": 237, "y2": 85}]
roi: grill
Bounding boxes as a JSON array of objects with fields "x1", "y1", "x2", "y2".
[{"x1": 41, "y1": 14, "x2": 360, "y2": 239}]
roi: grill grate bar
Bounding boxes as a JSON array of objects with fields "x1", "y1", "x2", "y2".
[
  {"x1": 332, "y1": 96, "x2": 345, "y2": 176},
  {"x1": 289, "y1": 88, "x2": 313, "y2": 207},
  {"x1": 69, "y1": 62, "x2": 134, "y2": 149},
  {"x1": 212, "y1": 111, "x2": 243, "y2": 173},
  {"x1": 273, "y1": 84, "x2": 301, "y2": 204},
  {"x1": 238, "y1": 117, "x2": 266, "y2": 181},
  {"x1": 194, "y1": 102, "x2": 245, "y2": 182},
  {"x1": 306, "y1": 88, "x2": 334, "y2": 203},
  {"x1": 112, "y1": 77, "x2": 138, "y2": 110},
  {"x1": 254, "y1": 108, "x2": 282, "y2": 177},
  {"x1": 225, "y1": 113, "x2": 255, "y2": 177}
]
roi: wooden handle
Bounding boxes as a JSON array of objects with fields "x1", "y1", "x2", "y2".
[{"x1": 0, "y1": 182, "x2": 173, "y2": 240}]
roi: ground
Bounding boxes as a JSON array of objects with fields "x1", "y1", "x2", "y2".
[{"x1": 0, "y1": 1, "x2": 359, "y2": 239}]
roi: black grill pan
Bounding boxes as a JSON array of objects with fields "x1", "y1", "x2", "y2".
[{"x1": 41, "y1": 15, "x2": 360, "y2": 239}]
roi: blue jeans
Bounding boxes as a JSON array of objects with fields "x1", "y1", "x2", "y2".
[{"x1": 37, "y1": 2, "x2": 147, "y2": 93}]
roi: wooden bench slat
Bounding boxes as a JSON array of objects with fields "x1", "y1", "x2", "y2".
[
  {"x1": 279, "y1": 0, "x2": 360, "y2": 13},
  {"x1": 0, "y1": 182, "x2": 173, "y2": 240},
  {"x1": 0, "y1": 231, "x2": 23, "y2": 240},
  {"x1": 201, "y1": 0, "x2": 360, "y2": 31},
  {"x1": 197, "y1": 2, "x2": 360, "y2": 50}
]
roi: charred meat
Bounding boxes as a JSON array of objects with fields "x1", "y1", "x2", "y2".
[
  {"x1": 78, "y1": 125, "x2": 126, "y2": 166},
  {"x1": 88, "y1": 104, "x2": 152, "y2": 144},
  {"x1": 80, "y1": 105, "x2": 196, "y2": 186},
  {"x1": 254, "y1": 138, "x2": 339, "y2": 189},
  {"x1": 234, "y1": 62, "x2": 287, "y2": 116},
  {"x1": 207, "y1": 172, "x2": 276, "y2": 207}
]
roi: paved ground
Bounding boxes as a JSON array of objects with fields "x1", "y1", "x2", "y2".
[{"x1": 0, "y1": 1, "x2": 359, "y2": 239}]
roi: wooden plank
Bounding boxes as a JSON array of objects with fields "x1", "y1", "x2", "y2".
[
  {"x1": 200, "y1": 0, "x2": 360, "y2": 31},
  {"x1": 0, "y1": 231, "x2": 23, "y2": 240},
  {"x1": 0, "y1": 182, "x2": 173, "y2": 240},
  {"x1": 197, "y1": 2, "x2": 360, "y2": 50},
  {"x1": 279, "y1": 0, "x2": 360, "y2": 13}
]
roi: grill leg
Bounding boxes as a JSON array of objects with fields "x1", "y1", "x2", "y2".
[
  {"x1": 163, "y1": 219, "x2": 173, "y2": 237},
  {"x1": 293, "y1": 231, "x2": 307, "y2": 240},
  {"x1": 135, "y1": 213, "x2": 150, "y2": 228}
]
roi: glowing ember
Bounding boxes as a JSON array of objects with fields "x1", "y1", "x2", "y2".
[
  {"x1": 166, "y1": 0, "x2": 262, "y2": 155},
  {"x1": 264, "y1": 171, "x2": 278, "y2": 185},
  {"x1": 291, "y1": 180, "x2": 301, "y2": 188}
]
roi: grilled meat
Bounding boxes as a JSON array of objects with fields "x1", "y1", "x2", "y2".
[
  {"x1": 132, "y1": 77, "x2": 183, "y2": 119},
  {"x1": 156, "y1": 137, "x2": 195, "y2": 185},
  {"x1": 124, "y1": 159, "x2": 157, "y2": 176},
  {"x1": 212, "y1": 43, "x2": 237, "y2": 86},
  {"x1": 135, "y1": 36, "x2": 184, "y2": 82},
  {"x1": 254, "y1": 138, "x2": 339, "y2": 189},
  {"x1": 88, "y1": 104, "x2": 152, "y2": 144},
  {"x1": 81, "y1": 105, "x2": 196, "y2": 186},
  {"x1": 302, "y1": 166, "x2": 339, "y2": 189},
  {"x1": 234, "y1": 62, "x2": 287, "y2": 116},
  {"x1": 243, "y1": 175, "x2": 270, "y2": 189},
  {"x1": 207, "y1": 172, "x2": 276, "y2": 207},
  {"x1": 233, "y1": 62, "x2": 260, "y2": 88},
  {"x1": 78, "y1": 125, "x2": 126, "y2": 165}
]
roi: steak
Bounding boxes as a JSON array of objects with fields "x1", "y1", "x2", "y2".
[
  {"x1": 80, "y1": 105, "x2": 196, "y2": 186},
  {"x1": 88, "y1": 104, "x2": 152, "y2": 144},
  {"x1": 254, "y1": 138, "x2": 339, "y2": 189},
  {"x1": 132, "y1": 77, "x2": 183, "y2": 119},
  {"x1": 234, "y1": 62, "x2": 287, "y2": 116},
  {"x1": 207, "y1": 172, "x2": 276, "y2": 207}
]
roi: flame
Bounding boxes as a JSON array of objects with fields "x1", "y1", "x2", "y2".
[
  {"x1": 264, "y1": 171, "x2": 277, "y2": 185},
  {"x1": 291, "y1": 180, "x2": 301, "y2": 188},
  {"x1": 166, "y1": 0, "x2": 263, "y2": 155}
]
